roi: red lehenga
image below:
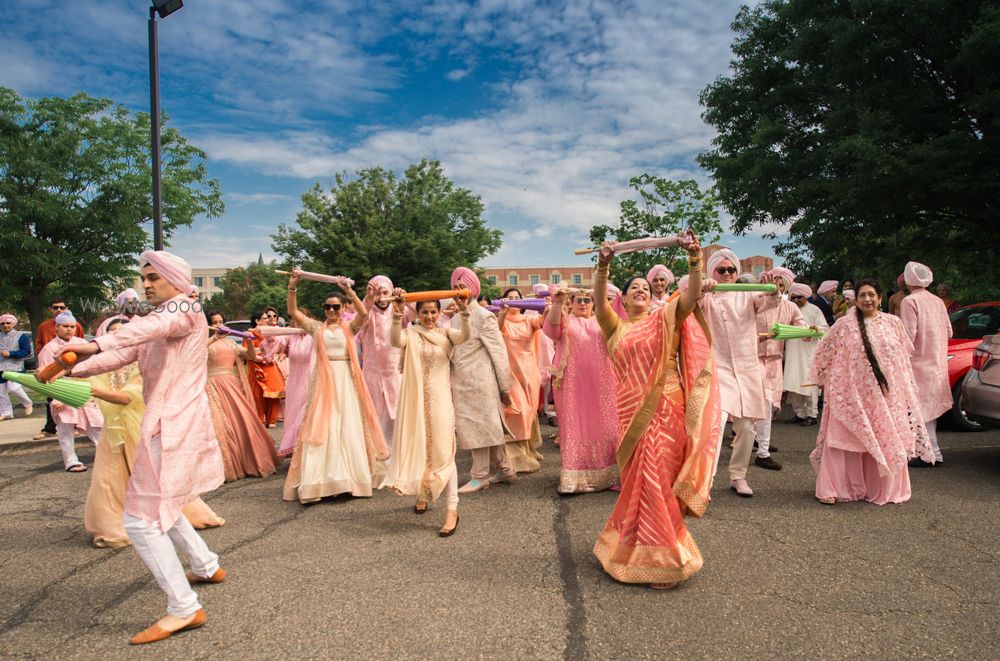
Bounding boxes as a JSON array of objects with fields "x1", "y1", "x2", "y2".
[{"x1": 593, "y1": 295, "x2": 720, "y2": 585}]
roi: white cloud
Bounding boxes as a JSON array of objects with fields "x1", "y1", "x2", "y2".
[
  {"x1": 227, "y1": 192, "x2": 294, "y2": 206},
  {"x1": 445, "y1": 68, "x2": 472, "y2": 81}
]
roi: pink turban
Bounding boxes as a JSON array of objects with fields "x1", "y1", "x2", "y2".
[
  {"x1": 0, "y1": 314, "x2": 16, "y2": 324},
  {"x1": 450, "y1": 267, "x2": 481, "y2": 299},
  {"x1": 904, "y1": 261, "x2": 933, "y2": 289},
  {"x1": 368, "y1": 275, "x2": 393, "y2": 293},
  {"x1": 769, "y1": 267, "x2": 795, "y2": 288},
  {"x1": 140, "y1": 250, "x2": 196, "y2": 297},
  {"x1": 55, "y1": 310, "x2": 77, "y2": 324},
  {"x1": 646, "y1": 264, "x2": 675, "y2": 287},
  {"x1": 789, "y1": 283, "x2": 812, "y2": 298},
  {"x1": 818, "y1": 280, "x2": 838, "y2": 295},
  {"x1": 707, "y1": 248, "x2": 741, "y2": 276},
  {"x1": 116, "y1": 288, "x2": 139, "y2": 309},
  {"x1": 843, "y1": 289, "x2": 855, "y2": 300},
  {"x1": 677, "y1": 275, "x2": 690, "y2": 292}
]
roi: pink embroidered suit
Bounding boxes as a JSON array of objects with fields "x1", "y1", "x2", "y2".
[
  {"x1": 357, "y1": 304, "x2": 413, "y2": 447},
  {"x1": 273, "y1": 331, "x2": 316, "y2": 456},
  {"x1": 543, "y1": 314, "x2": 619, "y2": 493},
  {"x1": 72, "y1": 294, "x2": 225, "y2": 531},
  {"x1": 810, "y1": 312, "x2": 935, "y2": 504}
]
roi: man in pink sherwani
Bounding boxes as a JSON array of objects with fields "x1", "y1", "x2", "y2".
[
  {"x1": 900, "y1": 261, "x2": 952, "y2": 466},
  {"x1": 358, "y1": 274, "x2": 414, "y2": 449},
  {"x1": 37, "y1": 310, "x2": 103, "y2": 472},
  {"x1": 52, "y1": 251, "x2": 225, "y2": 645},
  {"x1": 753, "y1": 268, "x2": 805, "y2": 471},
  {"x1": 701, "y1": 249, "x2": 780, "y2": 497}
]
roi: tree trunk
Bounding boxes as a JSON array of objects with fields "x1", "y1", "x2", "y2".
[{"x1": 25, "y1": 289, "x2": 48, "y2": 344}]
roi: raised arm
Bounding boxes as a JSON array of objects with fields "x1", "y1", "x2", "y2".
[
  {"x1": 593, "y1": 244, "x2": 619, "y2": 339},
  {"x1": 678, "y1": 235, "x2": 704, "y2": 317},
  {"x1": 286, "y1": 270, "x2": 308, "y2": 328},
  {"x1": 543, "y1": 289, "x2": 566, "y2": 341},
  {"x1": 345, "y1": 283, "x2": 367, "y2": 333},
  {"x1": 446, "y1": 296, "x2": 472, "y2": 345},
  {"x1": 390, "y1": 289, "x2": 407, "y2": 349}
]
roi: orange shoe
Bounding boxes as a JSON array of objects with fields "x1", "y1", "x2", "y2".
[
  {"x1": 129, "y1": 608, "x2": 206, "y2": 645},
  {"x1": 186, "y1": 567, "x2": 226, "y2": 585}
]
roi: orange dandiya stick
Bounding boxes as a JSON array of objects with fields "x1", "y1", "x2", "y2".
[
  {"x1": 38, "y1": 351, "x2": 77, "y2": 381},
  {"x1": 397, "y1": 289, "x2": 470, "y2": 303}
]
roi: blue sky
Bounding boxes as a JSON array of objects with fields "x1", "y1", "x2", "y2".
[{"x1": 1, "y1": 0, "x2": 782, "y2": 269}]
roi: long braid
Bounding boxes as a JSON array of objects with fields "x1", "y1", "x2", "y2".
[{"x1": 854, "y1": 284, "x2": 889, "y2": 393}]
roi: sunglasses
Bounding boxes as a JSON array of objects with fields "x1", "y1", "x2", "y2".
[
  {"x1": 574, "y1": 297, "x2": 593, "y2": 304},
  {"x1": 715, "y1": 267, "x2": 738, "y2": 275},
  {"x1": 323, "y1": 303, "x2": 342, "y2": 311},
  {"x1": 50, "y1": 305, "x2": 66, "y2": 310},
  {"x1": 265, "y1": 313, "x2": 277, "y2": 318}
]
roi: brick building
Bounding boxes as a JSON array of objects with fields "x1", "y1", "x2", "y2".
[
  {"x1": 131, "y1": 267, "x2": 229, "y2": 302},
  {"x1": 701, "y1": 245, "x2": 773, "y2": 277},
  {"x1": 481, "y1": 266, "x2": 594, "y2": 296}
]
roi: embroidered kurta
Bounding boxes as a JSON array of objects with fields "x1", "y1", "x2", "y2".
[
  {"x1": 385, "y1": 315, "x2": 471, "y2": 501},
  {"x1": 810, "y1": 312, "x2": 935, "y2": 479},
  {"x1": 592, "y1": 297, "x2": 721, "y2": 585},
  {"x1": 782, "y1": 302, "x2": 829, "y2": 396},
  {"x1": 543, "y1": 314, "x2": 619, "y2": 493},
  {"x1": 702, "y1": 291, "x2": 778, "y2": 420},
  {"x1": 73, "y1": 294, "x2": 224, "y2": 532},
  {"x1": 756, "y1": 298, "x2": 805, "y2": 405},
  {"x1": 357, "y1": 304, "x2": 413, "y2": 443},
  {"x1": 900, "y1": 289, "x2": 953, "y2": 421},
  {"x1": 38, "y1": 336, "x2": 104, "y2": 431},
  {"x1": 450, "y1": 304, "x2": 511, "y2": 451}
]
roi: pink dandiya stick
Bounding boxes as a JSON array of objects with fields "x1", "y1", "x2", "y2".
[
  {"x1": 574, "y1": 234, "x2": 687, "y2": 256},
  {"x1": 257, "y1": 326, "x2": 307, "y2": 337},
  {"x1": 276, "y1": 269, "x2": 355, "y2": 288}
]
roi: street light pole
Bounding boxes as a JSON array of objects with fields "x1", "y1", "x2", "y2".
[{"x1": 148, "y1": 5, "x2": 163, "y2": 251}]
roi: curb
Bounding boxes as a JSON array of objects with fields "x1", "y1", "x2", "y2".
[{"x1": 0, "y1": 435, "x2": 92, "y2": 454}]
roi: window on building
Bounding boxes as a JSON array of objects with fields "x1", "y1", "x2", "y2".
[
  {"x1": 487, "y1": 275, "x2": 497, "y2": 285},
  {"x1": 213, "y1": 277, "x2": 222, "y2": 288},
  {"x1": 551, "y1": 272, "x2": 560, "y2": 284},
  {"x1": 572, "y1": 274, "x2": 582, "y2": 285},
  {"x1": 508, "y1": 274, "x2": 518, "y2": 285},
  {"x1": 194, "y1": 276, "x2": 204, "y2": 287},
  {"x1": 753, "y1": 265, "x2": 764, "y2": 276},
  {"x1": 530, "y1": 274, "x2": 539, "y2": 285}
]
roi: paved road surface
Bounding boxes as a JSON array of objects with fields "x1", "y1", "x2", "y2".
[{"x1": 1, "y1": 411, "x2": 998, "y2": 659}]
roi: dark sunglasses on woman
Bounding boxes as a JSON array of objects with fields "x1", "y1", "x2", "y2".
[{"x1": 323, "y1": 303, "x2": 342, "y2": 311}]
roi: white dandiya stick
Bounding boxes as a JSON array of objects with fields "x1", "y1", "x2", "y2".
[
  {"x1": 574, "y1": 234, "x2": 687, "y2": 256},
  {"x1": 275, "y1": 269, "x2": 355, "y2": 288},
  {"x1": 257, "y1": 326, "x2": 307, "y2": 337}
]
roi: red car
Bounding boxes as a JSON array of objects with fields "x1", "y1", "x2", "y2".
[{"x1": 948, "y1": 302, "x2": 1000, "y2": 430}]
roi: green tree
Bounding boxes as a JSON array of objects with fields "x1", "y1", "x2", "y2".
[
  {"x1": 589, "y1": 175, "x2": 724, "y2": 285},
  {"x1": 0, "y1": 87, "x2": 224, "y2": 331},
  {"x1": 698, "y1": 0, "x2": 1000, "y2": 300},
  {"x1": 204, "y1": 261, "x2": 287, "y2": 321},
  {"x1": 272, "y1": 159, "x2": 502, "y2": 311}
]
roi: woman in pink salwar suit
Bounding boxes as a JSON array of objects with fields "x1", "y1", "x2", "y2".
[{"x1": 810, "y1": 279, "x2": 935, "y2": 505}]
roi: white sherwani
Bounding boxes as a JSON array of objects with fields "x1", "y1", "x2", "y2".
[{"x1": 450, "y1": 303, "x2": 510, "y2": 450}]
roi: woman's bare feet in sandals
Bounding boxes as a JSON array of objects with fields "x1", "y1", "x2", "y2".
[
  {"x1": 651, "y1": 582, "x2": 678, "y2": 590},
  {"x1": 817, "y1": 496, "x2": 836, "y2": 505}
]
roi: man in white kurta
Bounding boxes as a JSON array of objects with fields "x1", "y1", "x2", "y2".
[
  {"x1": 900, "y1": 261, "x2": 952, "y2": 465},
  {"x1": 449, "y1": 267, "x2": 515, "y2": 492},
  {"x1": 783, "y1": 283, "x2": 829, "y2": 424},
  {"x1": 37, "y1": 311, "x2": 103, "y2": 471},
  {"x1": 702, "y1": 249, "x2": 779, "y2": 497},
  {"x1": 59, "y1": 251, "x2": 225, "y2": 645}
]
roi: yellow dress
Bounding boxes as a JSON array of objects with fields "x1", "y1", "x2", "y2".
[{"x1": 84, "y1": 365, "x2": 224, "y2": 547}]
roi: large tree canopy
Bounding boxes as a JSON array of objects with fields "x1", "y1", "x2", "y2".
[
  {"x1": 0, "y1": 87, "x2": 223, "y2": 330},
  {"x1": 272, "y1": 160, "x2": 502, "y2": 310},
  {"x1": 203, "y1": 261, "x2": 287, "y2": 321},
  {"x1": 589, "y1": 175, "x2": 723, "y2": 285},
  {"x1": 698, "y1": 0, "x2": 1000, "y2": 299}
]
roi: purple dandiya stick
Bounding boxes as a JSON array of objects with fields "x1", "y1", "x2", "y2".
[
  {"x1": 486, "y1": 305, "x2": 501, "y2": 314},
  {"x1": 504, "y1": 299, "x2": 547, "y2": 312},
  {"x1": 215, "y1": 325, "x2": 255, "y2": 340}
]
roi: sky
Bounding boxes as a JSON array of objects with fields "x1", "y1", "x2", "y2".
[{"x1": 1, "y1": 0, "x2": 781, "y2": 270}]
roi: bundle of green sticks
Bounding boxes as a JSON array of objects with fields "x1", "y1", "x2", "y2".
[
  {"x1": 713, "y1": 283, "x2": 777, "y2": 293},
  {"x1": 770, "y1": 323, "x2": 824, "y2": 340}
]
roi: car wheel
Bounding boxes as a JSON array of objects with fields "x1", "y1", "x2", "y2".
[{"x1": 946, "y1": 379, "x2": 983, "y2": 432}]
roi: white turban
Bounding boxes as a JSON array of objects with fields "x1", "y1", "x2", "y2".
[
  {"x1": 0, "y1": 314, "x2": 16, "y2": 325},
  {"x1": 55, "y1": 310, "x2": 77, "y2": 325},
  {"x1": 904, "y1": 261, "x2": 933, "y2": 289},
  {"x1": 707, "y1": 249, "x2": 741, "y2": 276}
]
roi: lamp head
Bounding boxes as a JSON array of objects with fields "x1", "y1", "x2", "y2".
[{"x1": 152, "y1": 0, "x2": 183, "y2": 19}]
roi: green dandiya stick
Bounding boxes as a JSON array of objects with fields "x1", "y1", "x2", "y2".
[
  {"x1": 2, "y1": 371, "x2": 93, "y2": 408},
  {"x1": 771, "y1": 323, "x2": 824, "y2": 340},
  {"x1": 714, "y1": 283, "x2": 777, "y2": 293}
]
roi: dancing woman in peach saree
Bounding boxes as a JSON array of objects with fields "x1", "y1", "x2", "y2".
[{"x1": 591, "y1": 233, "x2": 721, "y2": 589}]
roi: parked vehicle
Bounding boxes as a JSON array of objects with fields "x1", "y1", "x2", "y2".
[
  {"x1": 963, "y1": 334, "x2": 1000, "y2": 428},
  {"x1": 947, "y1": 303, "x2": 1000, "y2": 430}
]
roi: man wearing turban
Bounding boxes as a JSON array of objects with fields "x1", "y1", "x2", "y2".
[
  {"x1": 646, "y1": 264, "x2": 674, "y2": 312},
  {"x1": 32, "y1": 297, "x2": 84, "y2": 440},
  {"x1": 53, "y1": 250, "x2": 225, "y2": 645},
  {"x1": 448, "y1": 266, "x2": 516, "y2": 492},
  {"x1": 810, "y1": 280, "x2": 838, "y2": 327},
  {"x1": 900, "y1": 262, "x2": 952, "y2": 467},
  {"x1": 783, "y1": 284, "x2": 829, "y2": 425},
  {"x1": 0, "y1": 314, "x2": 34, "y2": 421}
]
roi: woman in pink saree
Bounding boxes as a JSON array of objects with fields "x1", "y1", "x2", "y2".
[
  {"x1": 592, "y1": 235, "x2": 721, "y2": 589},
  {"x1": 497, "y1": 288, "x2": 544, "y2": 473},
  {"x1": 543, "y1": 288, "x2": 619, "y2": 494},
  {"x1": 810, "y1": 278, "x2": 935, "y2": 505}
]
